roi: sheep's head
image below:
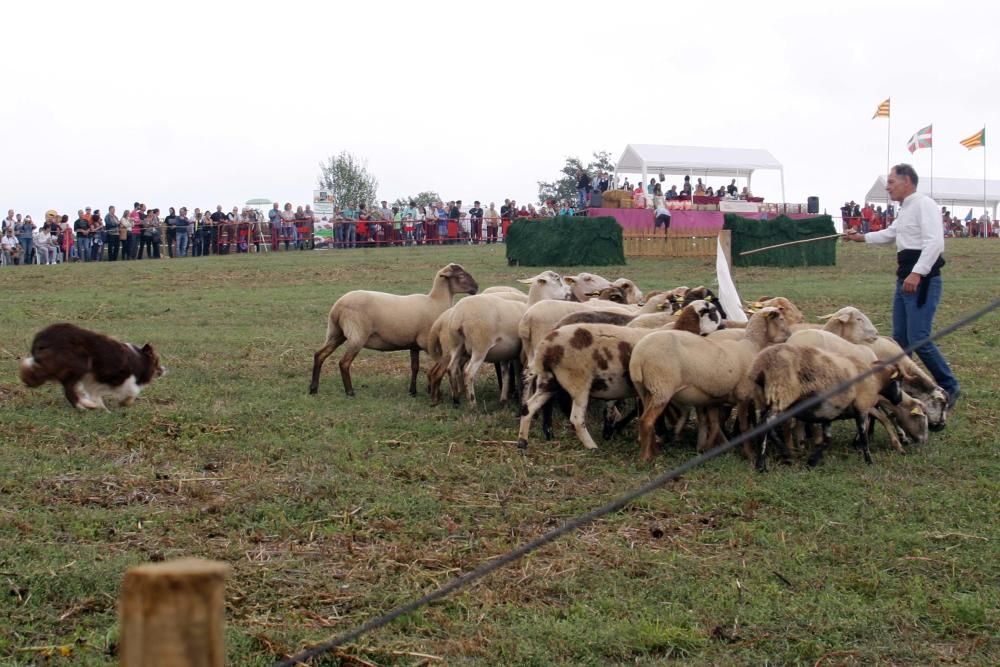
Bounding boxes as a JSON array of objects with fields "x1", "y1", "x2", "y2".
[
  {"x1": 586, "y1": 286, "x2": 627, "y2": 303},
  {"x1": 683, "y1": 286, "x2": 727, "y2": 320},
  {"x1": 612, "y1": 278, "x2": 643, "y2": 304},
  {"x1": 875, "y1": 363, "x2": 904, "y2": 405},
  {"x1": 746, "y1": 297, "x2": 805, "y2": 324},
  {"x1": 879, "y1": 392, "x2": 930, "y2": 446},
  {"x1": 641, "y1": 293, "x2": 674, "y2": 312},
  {"x1": 906, "y1": 384, "x2": 949, "y2": 431},
  {"x1": 518, "y1": 271, "x2": 571, "y2": 301},
  {"x1": 677, "y1": 299, "x2": 725, "y2": 335},
  {"x1": 564, "y1": 272, "x2": 612, "y2": 302},
  {"x1": 819, "y1": 306, "x2": 878, "y2": 343},
  {"x1": 752, "y1": 306, "x2": 791, "y2": 344},
  {"x1": 440, "y1": 263, "x2": 479, "y2": 295}
]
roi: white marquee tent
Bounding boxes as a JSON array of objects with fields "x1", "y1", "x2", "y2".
[
  {"x1": 615, "y1": 144, "x2": 785, "y2": 202},
  {"x1": 864, "y1": 176, "x2": 1000, "y2": 218}
]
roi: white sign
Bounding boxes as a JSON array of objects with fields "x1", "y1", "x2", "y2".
[{"x1": 313, "y1": 190, "x2": 335, "y2": 215}]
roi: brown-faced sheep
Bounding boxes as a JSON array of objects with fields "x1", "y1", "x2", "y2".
[{"x1": 309, "y1": 263, "x2": 479, "y2": 396}]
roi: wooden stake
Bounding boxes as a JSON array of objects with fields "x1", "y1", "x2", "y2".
[
  {"x1": 738, "y1": 233, "x2": 843, "y2": 257},
  {"x1": 119, "y1": 558, "x2": 230, "y2": 667}
]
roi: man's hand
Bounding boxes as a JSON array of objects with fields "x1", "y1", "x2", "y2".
[
  {"x1": 843, "y1": 231, "x2": 865, "y2": 242},
  {"x1": 903, "y1": 272, "x2": 922, "y2": 294}
]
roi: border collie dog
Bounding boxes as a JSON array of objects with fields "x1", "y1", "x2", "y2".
[{"x1": 19, "y1": 323, "x2": 165, "y2": 409}]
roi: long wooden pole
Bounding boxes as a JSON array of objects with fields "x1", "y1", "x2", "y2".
[{"x1": 738, "y1": 233, "x2": 843, "y2": 257}]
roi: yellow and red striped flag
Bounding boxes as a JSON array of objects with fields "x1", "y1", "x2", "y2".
[
  {"x1": 872, "y1": 98, "x2": 890, "y2": 119},
  {"x1": 959, "y1": 127, "x2": 985, "y2": 149}
]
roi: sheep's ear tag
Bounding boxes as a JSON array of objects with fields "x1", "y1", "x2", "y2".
[
  {"x1": 584, "y1": 291, "x2": 599, "y2": 297},
  {"x1": 910, "y1": 407, "x2": 925, "y2": 416},
  {"x1": 891, "y1": 370, "x2": 900, "y2": 379},
  {"x1": 705, "y1": 295, "x2": 713, "y2": 301},
  {"x1": 751, "y1": 302, "x2": 764, "y2": 309}
]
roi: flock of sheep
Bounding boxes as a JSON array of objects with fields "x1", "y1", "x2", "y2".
[{"x1": 309, "y1": 263, "x2": 950, "y2": 469}]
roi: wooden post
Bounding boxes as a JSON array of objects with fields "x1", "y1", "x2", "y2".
[
  {"x1": 719, "y1": 230, "x2": 733, "y2": 271},
  {"x1": 119, "y1": 558, "x2": 230, "y2": 667}
]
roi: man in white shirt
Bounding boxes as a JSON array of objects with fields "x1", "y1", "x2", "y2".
[{"x1": 845, "y1": 163, "x2": 959, "y2": 409}]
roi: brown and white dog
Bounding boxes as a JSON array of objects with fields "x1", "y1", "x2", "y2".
[{"x1": 19, "y1": 323, "x2": 165, "y2": 409}]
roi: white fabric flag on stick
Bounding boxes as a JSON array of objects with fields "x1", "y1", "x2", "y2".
[{"x1": 716, "y1": 236, "x2": 747, "y2": 323}]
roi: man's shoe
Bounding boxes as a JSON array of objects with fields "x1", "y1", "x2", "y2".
[{"x1": 946, "y1": 388, "x2": 961, "y2": 412}]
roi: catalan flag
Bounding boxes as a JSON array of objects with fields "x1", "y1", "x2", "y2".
[
  {"x1": 872, "y1": 98, "x2": 890, "y2": 119},
  {"x1": 960, "y1": 127, "x2": 985, "y2": 149}
]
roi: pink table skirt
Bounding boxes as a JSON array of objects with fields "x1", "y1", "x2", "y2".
[{"x1": 588, "y1": 207, "x2": 724, "y2": 230}]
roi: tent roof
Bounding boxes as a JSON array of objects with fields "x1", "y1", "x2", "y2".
[
  {"x1": 616, "y1": 144, "x2": 783, "y2": 177},
  {"x1": 864, "y1": 176, "x2": 1000, "y2": 208}
]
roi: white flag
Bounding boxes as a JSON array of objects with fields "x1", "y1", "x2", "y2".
[{"x1": 716, "y1": 236, "x2": 747, "y2": 323}]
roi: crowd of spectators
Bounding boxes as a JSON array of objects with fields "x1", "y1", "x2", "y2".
[
  {"x1": 840, "y1": 200, "x2": 997, "y2": 238},
  {"x1": 576, "y1": 169, "x2": 758, "y2": 210},
  {"x1": 0, "y1": 197, "x2": 561, "y2": 265}
]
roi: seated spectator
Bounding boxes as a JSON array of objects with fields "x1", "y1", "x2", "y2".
[
  {"x1": 665, "y1": 185, "x2": 678, "y2": 200},
  {"x1": 2, "y1": 228, "x2": 22, "y2": 264},
  {"x1": 681, "y1": 175, "x2": 692, "y2": 195},
  {"x1": 694, "y1": 178, "x2": 705, "y2": 195},
  {"x1": 705, "y1": 186, "x2": 715, "y2": 197}
]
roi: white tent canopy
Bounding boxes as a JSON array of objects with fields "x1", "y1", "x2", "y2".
[
  {"x1": 615, "y1": 143, "x2": 785, "y2": 202},
  {"x1": 865, "y1": 176, "x2": 1000, "y2": 217}
]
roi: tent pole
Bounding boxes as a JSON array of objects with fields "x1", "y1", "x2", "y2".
[
  {"x1": 780, "y1": 167, "x2": 786, "y2": 210},
  {"x1": 642, "y1": 162, "x2": 648, "y2": 200}
]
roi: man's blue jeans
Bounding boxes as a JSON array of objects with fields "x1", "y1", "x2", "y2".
[
  {"x1": 176, "y1": 230, "x2": 188, "y2": 257},
  {"x1": 892, "y1": 276, "x2": 959, "y2": 397},
  {"x1": 577, "y1": 187, "x2": 587, "y2": 209},
  {"x1": 76, "y1": 236, "x2": 92, "y2": 262}
]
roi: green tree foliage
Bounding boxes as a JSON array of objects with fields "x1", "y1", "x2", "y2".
[
  {"x1": 392, "y1": 191, "x2": 442, "y2": 209},
  {"x1": 537, "y1": 151, "x2": 615, "y2": 205},
  {"x1": 317, "y1": 151, "x2": 379, "y2": 207}
]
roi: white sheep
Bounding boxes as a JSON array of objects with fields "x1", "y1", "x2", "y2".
[
  {"x1": 516, "y1": 300, "x2": 725, "y2": 452},
  {"x1": 748, "y1": 343, "x2": 903, "y2": 469},
  {"x1": 564, "y1": 272, "x2": 613, "y2": 302},
  {"x1": 442, "y1": 271, "x2": 571, "y2": 407},
  {"x1": 628, "y1": 307, "x2": 792, "y2": 462},
  {"x1": 309, "y1": 263, "x2": 479, "y2": 396}
]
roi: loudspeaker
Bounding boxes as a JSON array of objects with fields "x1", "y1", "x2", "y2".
[{"x1": 807, "y1": 196, "x2": 819, "y2": 214}]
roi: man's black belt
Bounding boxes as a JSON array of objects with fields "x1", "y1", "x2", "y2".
[{"x1": 897, "y1": 249, "x2": 944, "y2": 307}]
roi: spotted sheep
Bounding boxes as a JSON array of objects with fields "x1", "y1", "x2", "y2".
[{"x1": 516, "y1": 300, "x2": 724, "y2": 453}]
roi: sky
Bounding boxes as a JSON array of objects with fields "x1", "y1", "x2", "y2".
[{"x1": 3, "y1": 0, "x2": 998, "y2": 220}]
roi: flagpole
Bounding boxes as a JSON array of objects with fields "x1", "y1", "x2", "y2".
[
  {"x1": 984, "y1": 123, "x2": 988, "y2": 238},
  {"x1": 931, "y1": 136, "x2": 934, "y2": 200},
  {"x1": 886, "y1": 98, "x2": 891, "y2": 177}
]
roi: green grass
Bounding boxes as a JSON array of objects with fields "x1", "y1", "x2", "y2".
[{"x1": 1, "y1": 241, "x2": 998, "y2": 666}]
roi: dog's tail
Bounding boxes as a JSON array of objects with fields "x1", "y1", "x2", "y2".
[{"x1": 19, "y1": 356, "x2": 48, "y2": 387}]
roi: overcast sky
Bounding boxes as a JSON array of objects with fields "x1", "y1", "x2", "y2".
[{"x1": 3, "y1": 0, "x2": 998, "y2": 219}]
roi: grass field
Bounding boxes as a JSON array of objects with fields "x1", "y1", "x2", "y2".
[{"x1": 2, "y1": 240, "x2": 998, "y2": 666}]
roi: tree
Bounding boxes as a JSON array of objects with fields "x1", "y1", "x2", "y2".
[
  {"x1": 317, "y1": 151, "x2": 379, "y2": 207},
  {"x1": 536, "y1": 150, "x2": 615, "y2": 205},
  {"x1": 392, "y1": 191, "x2": 442, "y2": 209}
]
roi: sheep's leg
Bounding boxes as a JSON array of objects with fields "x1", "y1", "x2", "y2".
[
  {"x1": 541, "y1": 399, "x2": 555, "y2": 440},
  {"x1": 517, "y1": 385, "x2": 555, "y2": 449},
  {"x1": 309, "y1": 330, "x2": 346, "y2": 394},
  {"x1": 463, "y1": 348, "x2": 491, "y2": 408},
  {"x1": 807, "y1": 422, "x2": 833, "y2": 467},
  {"x1": 427, "y1": 361, "x2": 446, "y2": 405},
  {"x1": 638, "y1": 397, "x2": 670, "y2": 463},
  {"x1": 855, "y1": 413, "x2": 873, "y2": 465},
  {"x1": 869, "y1": 408, "x2": 905, "y2": 453},
  {"x1": 494, "y1": 362, "x2": 504, "y2": 392},
  {"x1": 568, "y1": 391, "x2": 599, "y2": 450},
  {"x1": 337, "y1": 340, "x2": 364, "y2": 397},
  {"x1": 408, "y1": 348, "x2": 420, "y2": 397},
  {"x1": 446, "y1": 346, "x2": 465, "y2": 407}
]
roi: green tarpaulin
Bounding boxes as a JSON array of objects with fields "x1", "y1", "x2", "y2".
[
  {"x1": 724, "y1": 214, "x2": 837, "y2": 267},
  {"x1": 506, "y1": 217, "x2": 626, "y2": 266}
]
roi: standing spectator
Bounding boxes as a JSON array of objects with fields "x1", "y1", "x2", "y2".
[
  {"x1": 598, "y1": 172, "x2": 610, "y2": 192},
  {"x1": 447, "y1": 200, "x2": 461, "y2": 245},
  {"x1": 175, "y1": 207, "x2": 190, "y2": 257},
  {"x1": 280, "y1": 203, "x2": 295, "y2": 250},
  {"x1": 576, "y1": 169, "x2": 591, "y2": 209},
  {"x1": 117, "y1": 206, "x2": 130, "y2": 260},
  {"x1": 485, "y1": 202, "x2": 500, "y2": 244},
  {"x1": 469, "y1": 200, "x2": 484, "y2": 244},
  {"x1": 128, "y1": 203, "x2": 143, "y2": 259},
  {"x1": 210, "y1": 205, "x2": 227, "y2": 254},
  {"x1": 90, "y1": 209, "x2": 105, "y2": 261},
  {"x1": 647, "y1": 178, "x2": 656, "y2": 195},
  {"x1": 73, "y1": 209, "x2": 91, "y2": 262},
  {"x1": 343, "y1": 203, "x2": 358, "y2": 249},
  {"x1": 681, "y1": 175, "x2": 691, "y2": 196},
  {"x1": 423, "y1": 204, "x2": 438, "y2": 245},
  {"x1": 267, "y1": 202, "x2": 281, "y2": 251},
  {"x1": 727, "y1": 179, "x2": 738, "y2": 197},
  {"x1": 104, "y1": 206, "x2": 121, "y2": 261},
  {"x1": 2, "y1": 209, "x2": 14, "y2": 234},
  {"x1": 164, "y1": 207, "x2": 179, "y2": 257},
  {"x1": 191, "y1": 209, "x2": 204, "y2": 256},
  {"x1": 436, "y1": 203, "x2": 449, "y2": 244},
  {"x1": 15, "y1": 214, "x2": 35, "y2": 263}
]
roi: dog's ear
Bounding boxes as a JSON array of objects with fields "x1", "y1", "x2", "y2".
[{"x1": 141, "y1": 343, "x2": 154, "y2": 354}]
